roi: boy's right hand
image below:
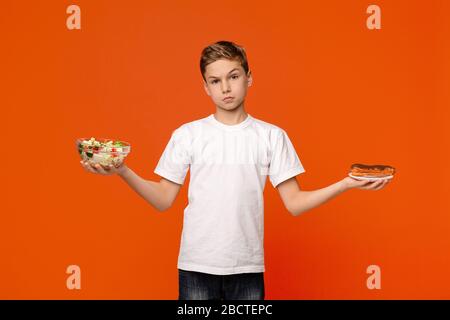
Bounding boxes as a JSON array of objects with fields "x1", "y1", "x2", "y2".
[{"x1": 80, "y1": 160, "x2": 127, "y2": 176}]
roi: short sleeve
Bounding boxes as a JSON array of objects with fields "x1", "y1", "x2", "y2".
[
  {"x1": 269, "y1": 129, "x2": 305, "y2": 188},
  {"x1": 154, "y1": 126, "x2": 191, "y2": 185}
]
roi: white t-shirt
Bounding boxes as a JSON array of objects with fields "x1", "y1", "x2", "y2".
[{"x1": 154, "y1": 113, "x2": 305, "y2": 275}]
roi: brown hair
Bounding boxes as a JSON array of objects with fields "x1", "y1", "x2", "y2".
[{"x1": 200, "y1": 40, "x2": 250, "y2": 82}]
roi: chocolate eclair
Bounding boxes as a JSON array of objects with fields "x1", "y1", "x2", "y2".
[{"x1": 349, "y1": 163, "x2": 395, "y2": 178}]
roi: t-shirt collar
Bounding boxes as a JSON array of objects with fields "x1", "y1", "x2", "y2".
[{"x1": 207, "y1": 113, "x2": 253, "y2": 131}]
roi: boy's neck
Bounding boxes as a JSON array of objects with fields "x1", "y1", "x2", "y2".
[{"x1": 213, "y1": 107, "x2": 248, "y2": 126}]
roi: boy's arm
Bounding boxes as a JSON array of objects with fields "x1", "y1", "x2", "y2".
[
  {"x1": 276, "y1": 176, "x2": 390, "y2": 217},
  {"x1": 118, "y1": 165, "x2": 181, "y2": 212}
]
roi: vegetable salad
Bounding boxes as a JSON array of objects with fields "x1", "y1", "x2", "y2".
[{"x1": 78, "y1": 137, "x2": 130, "y2": 167}]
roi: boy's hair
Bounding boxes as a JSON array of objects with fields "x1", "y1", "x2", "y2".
[{"x1": 200, "y1": 40, "x2": 250, "y2": 82}]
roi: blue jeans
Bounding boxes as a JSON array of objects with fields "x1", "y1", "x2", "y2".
[{"x1": 178, "y1": 269, "x2": 265, "y2": 300}]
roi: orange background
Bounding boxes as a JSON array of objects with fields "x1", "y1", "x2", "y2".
[{"x1": 2, "y1": 0, "x2": 449, "y2": 299}]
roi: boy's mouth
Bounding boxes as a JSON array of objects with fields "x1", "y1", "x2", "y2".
[{"x1": 223, "y1": 97, "x2": 234, "y2": 102}]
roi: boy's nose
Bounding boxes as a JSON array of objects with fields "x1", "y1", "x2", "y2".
[{"x1": 221, "y1": 81, "x2": 231, "y2": 93}]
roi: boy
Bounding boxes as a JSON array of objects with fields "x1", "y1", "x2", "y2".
[{"x1": 80, "y1": 40, "x2": 391, "y2": 300}]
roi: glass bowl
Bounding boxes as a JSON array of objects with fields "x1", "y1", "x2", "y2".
[{"x1": 76, "y1": 137, "x2": 131, "y2": 168}]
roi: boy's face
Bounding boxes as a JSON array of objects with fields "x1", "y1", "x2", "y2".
[{"x1": 203, "y1": 59, "x2": 252, "y2": 112}]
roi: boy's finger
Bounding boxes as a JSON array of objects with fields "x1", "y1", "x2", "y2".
[
  {"x1": 81, "y1": 161, "x2": 93, "y2": 173},
  {"x1": 361, "y1": 179, "x2": 376, "y2": 186},
  {"x1": 94, "y1": 164, "x2": 107, "y2": 174},
  {"x1": 372, "y1": 180, "x2": 385, "y2": 189},
  {"x1": 84, "y1": 165, "x2": 95, "y2": 173},
  {"x1": 360, "y1": 179, "x2": 381, "y2": 189},
  {"x1": 87, "y1": 162, "x2": 99, "y2": 172},
  {"x1": 100, "y1": 164, "x2": 113, "y2": 174},
  {"x1": 87, "y1": 163, "x2": 98, "y2": 173},
  {"x1": 103, "y1": 165, "x2": 114, "y2": 173},
  {"x1": 374, "y1": 180, "x2": 387, "y2": 190},
  {"x1": 373, "y1": 179, "x2": 384, "y2": 186}
]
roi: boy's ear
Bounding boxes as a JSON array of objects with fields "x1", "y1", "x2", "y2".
[{"x1": 247, "y1": 71, "x2": 253, "y2": 87}]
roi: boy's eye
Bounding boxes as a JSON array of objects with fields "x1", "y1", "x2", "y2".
[{"x1": 210, "y1": 75, "x2": 239, "y2": 84}]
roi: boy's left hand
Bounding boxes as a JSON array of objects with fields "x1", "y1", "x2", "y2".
[{"x1": 342, "y1": 176, "x2": 391, "y2": 191}]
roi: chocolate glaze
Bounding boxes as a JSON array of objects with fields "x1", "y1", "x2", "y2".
[{"x1": 350, "y1": 163, "x2": 396, "y2": 174}]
